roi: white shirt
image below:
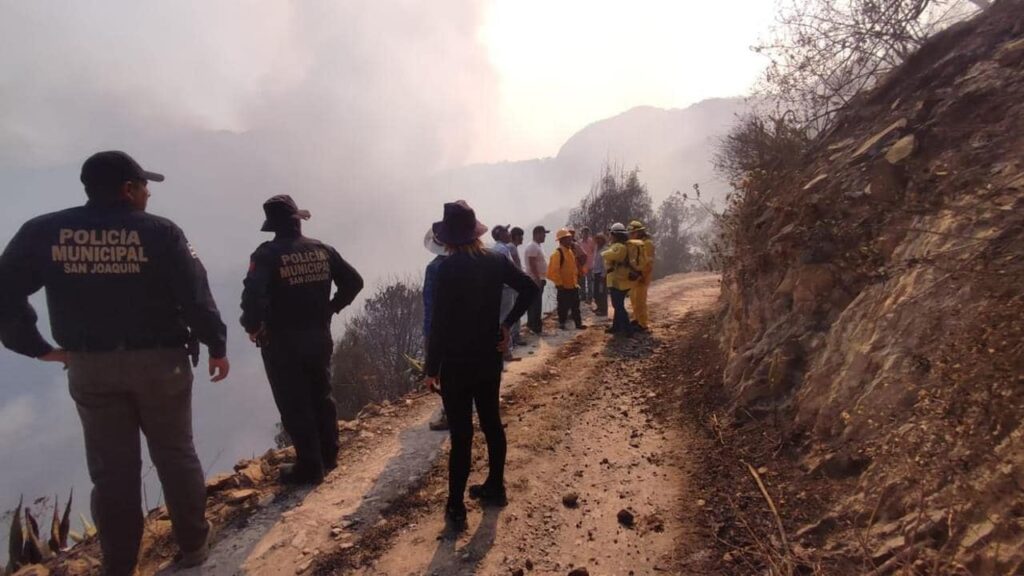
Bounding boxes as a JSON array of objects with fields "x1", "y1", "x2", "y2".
[{"x1": 524, "y1": 241, "x2": 546, "y2": 281}]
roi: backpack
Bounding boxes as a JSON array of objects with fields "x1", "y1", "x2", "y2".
[{"x1": 625, "y1": 240, "x2": 647, "y2": 281}]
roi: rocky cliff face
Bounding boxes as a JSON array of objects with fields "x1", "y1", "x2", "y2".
[{"x1": 720, "y1": 2, "x2": 1024, "y2": 572}]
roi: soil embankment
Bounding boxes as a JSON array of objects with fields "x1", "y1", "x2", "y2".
[{"x1": 718, "y1": 2, "x2": 1024, "y2": 572}]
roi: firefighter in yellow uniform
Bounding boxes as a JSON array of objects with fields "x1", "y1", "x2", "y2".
[
  {"x1": 601, "y1": 223, "x2": 635, "y2": 335},
  {"x1": 627, "y1": 220, "x2": 654, "y2": 331},
  {"x1": 546, "y1": 228, "x2": 585, "y2": 330}
]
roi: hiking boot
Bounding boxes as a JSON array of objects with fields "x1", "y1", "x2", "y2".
[
  {"x1": 280, "y1": 464, "x2": 324, "y2": 486},
  {"x1": 323, "y1": 451, "x2": 339, "y2": 473},
  {"x1": 174, "y1": 521, "x2": 215, "y2": 568},
  {"x1": 575, "y1": 324, "x2": 586, "y2": 330},
  {"x1": 558, "y1": 323, "x2": 566, "y2": 330},
  {"x1": 445, "y1": 501, "x2": 468, "y2": 531},
  {"x1": 605, "y1": 327, "x2": 619, "y2": 334},
  {"x1": 468, "y1": 483, "x2": 508, "y2": 507},
  {"x1": 429, "y1": 412, "x2": 449, "y2": 431},
  {"x1": 629, "y1": 320, "x2": 648, "y2": 332}
]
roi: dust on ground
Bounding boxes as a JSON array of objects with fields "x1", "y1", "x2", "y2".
[
  {"x1": 48, "y1": 273, "x2": 734, "y2": 576},
  {"x1": 312, "y1": 273, "x2": 722, "y2": 576}
]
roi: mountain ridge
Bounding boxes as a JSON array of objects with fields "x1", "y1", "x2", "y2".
[{"x1": 428, "y1": 96, "x2": 748, "y2": 230}]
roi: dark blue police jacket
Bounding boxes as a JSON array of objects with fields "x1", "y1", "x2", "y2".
[
  {"x1": 240, "y1": 233, "x2": 363, "y2": 337},
  {"x1": 0, "y1": 200, "x2": 227, "y2": 358}
]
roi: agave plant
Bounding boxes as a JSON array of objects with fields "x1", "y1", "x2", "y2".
[
  {"x1": 402, "y1": 353, "x2": 426, "y2": 380},
  {"x1": 22, "y1": 509, "x2": 43, "y2": 564},
  {"x1": 60, "y1": 499, "x2": 72, "y2": 547},
  {"x1": 68, "y1": 513, "x2": 97, "y2": 544},
  {"x1": 48, "y1": 490, "x2": 72, "y2": 554},
  {"x1": 6, "y1": 496, "x2": 24, "y2": 574},
  {"x1": 5, "y1": 489, "x2": 80, "y2": 571}
]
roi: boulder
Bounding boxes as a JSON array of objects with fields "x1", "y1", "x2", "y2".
[
  {"x1": 885, "y1": 135, "x2": 917, "y2": 164},
  {"x1": 561, "y1": 492, "x2": 580, "y2": 508},
  {"x1": 236, "y1": 463, "x2": 265, "y2": 487},
  {"x1": 206, "y1": 472, "x2": 238, "y2": 493},
  {"x1": 852, "y1": 119, "x2": 908, "y2": 159},
  {"x1": 225, "y1": 489, "x2": 259, "y2": 504},
  {"x1": 616, "y1": 508, "x2": 635, "y2": 528}
]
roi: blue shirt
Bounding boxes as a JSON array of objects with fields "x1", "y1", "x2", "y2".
[
  {"x1": 423, "y1": 255, "x2": 446, "y2": 337},
  {"x1": 591, "y1": 245, "x2": 607, "y2": 275}
]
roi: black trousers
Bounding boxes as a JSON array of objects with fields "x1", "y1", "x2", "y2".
[
  {"x1": 527, "y1": 280, "x2": 544, "y2": 333},
  {"x1": 440, "y1": 356, "x2": 506, "y2": 505},
  {"x1": 610, "y1": 288, "x2": 631, "y2": 333},
  {"x1": 261, "y1": 331, "x2": 339, "y2": 476},
  {"x1": 593, "y1": 273, "x2": 608, "y2": 315},
  {"x1": 556, "y1": 287, "x2": 582, "y2": 327}
]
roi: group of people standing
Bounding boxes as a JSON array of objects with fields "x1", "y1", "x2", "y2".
[
  {"x1": 0, "y1": 151, "x2": 365, "y2": 574},
  {"x1": 0, "y1": 149, "x2": 659, "y2": 572},
  {"x1": 531, "y1": 221, "x2": 655, "y2": 336},
  {"x1": 419, "y1": 202, "x2": 656, "y2": 530}
]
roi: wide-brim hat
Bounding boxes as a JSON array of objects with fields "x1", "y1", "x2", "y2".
[
  {"x1": 628, "y1": 220, "x2": 647, "y2": 232},
  {"x1": 423, "y1": 228, "x2": 447, "y2": 256},
  {"x1": 432, "y1": 200, "x2": 487, "y2": 246},
  {"x1": 261, "y1": 194, "x2": 311, "y2": 232}
]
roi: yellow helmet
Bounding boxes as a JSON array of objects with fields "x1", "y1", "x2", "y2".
[
  {"x1": 628, "y1": 220, "x2": 646, "y2": 232},
  {"x1": 555, "y1": 228, "x2": 573, "y2": 240}
]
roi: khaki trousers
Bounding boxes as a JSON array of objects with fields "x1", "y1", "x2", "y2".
[{"x1": 68, "y1": 349, "x2": 208, "y2": 576}]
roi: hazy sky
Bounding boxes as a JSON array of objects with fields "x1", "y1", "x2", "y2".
[
  {"x1": 479, "y1": 0, "x2": 775, "y2": 161},
  {"x1": 0, "y1": 0, "x2": 773, "y2": 550},
  {"x1": 0, "y1": 0, "x2": 773, "y2": 170}
]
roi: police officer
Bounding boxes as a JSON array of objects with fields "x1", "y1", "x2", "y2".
[
  {"x1": 240, "y1": 195, "x2": 363, "y2": 485},
  {"x1": 0, "y1": 150, "x2": 230, "y2": 574}
]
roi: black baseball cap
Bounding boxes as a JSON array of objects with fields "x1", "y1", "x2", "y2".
[
  {"x1": 80, "y1": 151, "x2": 165, "y2": 188},
  {"x1": 510, "y1": 226, "x2": 525, "y2": 236},
  {"x1": 532, "y1": 225, "x2": 550, "y2": 234},
  {"x1": 491, "y1": 224, "x2": 510, "y2": 241}
]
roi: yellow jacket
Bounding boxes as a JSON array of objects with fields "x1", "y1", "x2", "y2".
[
  {"x1": 547, "y1": 246, "x2": 579, "y2": 288},
  {"x1": 602, "y1": 242, "x2": 634, "y2": 290}
]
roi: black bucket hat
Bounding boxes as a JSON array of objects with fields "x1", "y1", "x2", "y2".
[
  {"x1": 432, "y1": 200, "x2": 487, "y2": 246},
  {"x1": 261, "y1": 195, "x2": 311, "y2": 232},
  {"x1": 80, "y1": 150, "x2": 165, "y2": 188}
]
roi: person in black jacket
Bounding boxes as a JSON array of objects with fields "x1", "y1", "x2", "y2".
[
  {"x1": 0, "y1": 150, "x2": 230, "y2": 574},
  {"x1": 240, "y1": 195, "x2": 363, "y2": 485},
  {"x1": 423, "y1": 200, "x2": 537, "y2": 530}
]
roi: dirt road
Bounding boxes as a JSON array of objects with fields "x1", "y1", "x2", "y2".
[{"x1": 170, "y1": 272, "x2": 721, "y2": 576}]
